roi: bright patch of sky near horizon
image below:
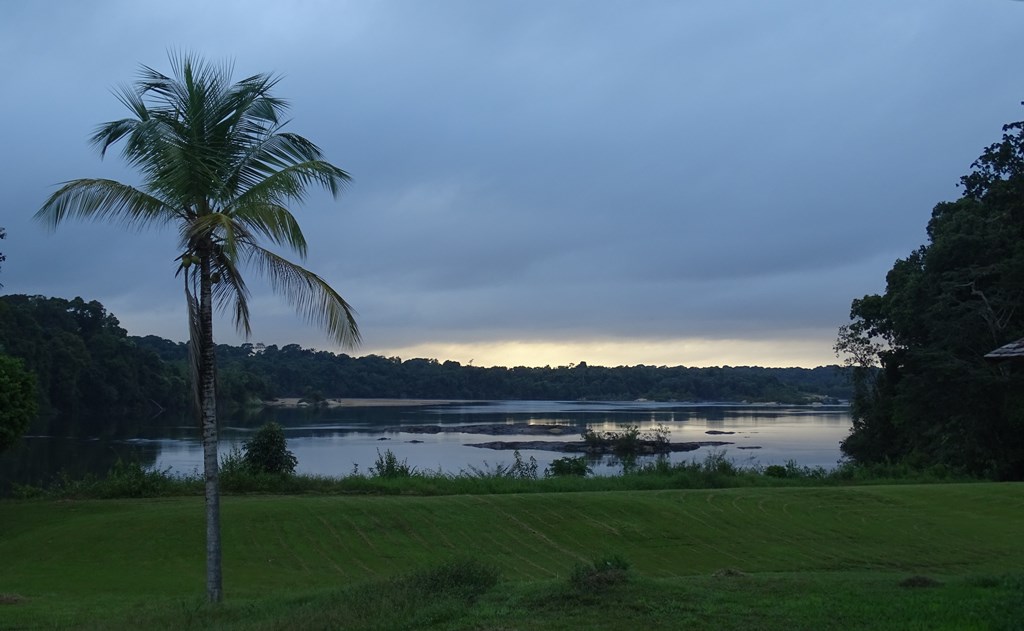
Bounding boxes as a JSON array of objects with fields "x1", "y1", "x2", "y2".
[{"x1": 1, "y1": 1, "x2": 1022, "y2": 368}]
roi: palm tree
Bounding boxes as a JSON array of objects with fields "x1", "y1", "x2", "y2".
[{"x1": 35, "y1": 54, "x2": 359, "y2": 603}]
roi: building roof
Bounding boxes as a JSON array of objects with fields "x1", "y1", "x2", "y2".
[{"x1": 984, "y1": 337, "x2": 1024, "y2": 360}]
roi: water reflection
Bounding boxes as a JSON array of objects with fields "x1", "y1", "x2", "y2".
[{"x1": 0, "y1": 402, "x2": 851, "y2": 491}]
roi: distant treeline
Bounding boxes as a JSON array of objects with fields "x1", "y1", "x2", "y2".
[
  {"x1": 0, "y1": 294, "x2": 853, "y2": 422},
  {"x1": 134, "y1": 337, "x2": 853, "y2": 406}
]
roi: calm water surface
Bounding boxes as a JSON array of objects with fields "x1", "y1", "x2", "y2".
[{"x1": 1, "y1": 401, "x2": 851, "y2": 489}]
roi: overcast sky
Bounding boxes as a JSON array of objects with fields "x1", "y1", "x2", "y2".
[{"x1": 2, "y1": 1, "x2": 1022, "y2": 368}]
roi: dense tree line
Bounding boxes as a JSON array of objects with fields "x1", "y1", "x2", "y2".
[
  {"x1": 0, "y1": 295, "x2": 188, "y2": 420},
  {"x1": 0, "y1": 294, "x2": 853, "y2": 431},
  {"x1": 837, "y1": 112, "x2": 1024, "y2": 480},
  {"x1": 133, "y1": 337, "x2": 851, "y2": 405}
]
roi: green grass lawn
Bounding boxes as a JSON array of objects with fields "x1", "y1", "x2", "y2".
[{"x1": 2, "y1": 483, "x2": 1022, "y2": 629}]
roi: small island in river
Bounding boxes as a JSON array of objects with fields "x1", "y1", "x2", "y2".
[{"x1": 379, "y1": 422, "x2": 733, "y2": 453}]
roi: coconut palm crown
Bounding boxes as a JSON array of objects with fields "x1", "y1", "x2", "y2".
[
  {"x1": 36, "y1": 54, "x2": 359, "y2": 347},
  {"x1": 35, "y1": 54, "x2": 359, "y2": 603}
]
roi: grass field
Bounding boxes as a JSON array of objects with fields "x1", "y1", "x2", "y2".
[{"x1": 2, "y1": 483, "x2": 1023, "y2": 629}]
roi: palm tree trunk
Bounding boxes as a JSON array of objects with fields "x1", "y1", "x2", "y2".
[{"x1": 199, "y1": 252, "x2": 223, "y2": 603}]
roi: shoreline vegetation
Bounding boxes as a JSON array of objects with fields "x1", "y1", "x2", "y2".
[{"x1": 6, "y1": 449, "x2": 975, "y2": 502}]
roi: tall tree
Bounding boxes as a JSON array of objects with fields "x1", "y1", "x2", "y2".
[
  {"x1": 35, "y1": 55, "x2": 360, "y2": 602},
  {"x1": 836, "y1": 109, "x2": 1024, "y2": 479}
]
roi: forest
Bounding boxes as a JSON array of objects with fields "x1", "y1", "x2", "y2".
[{"x1": 0, "y1": 293, "x2": 851, "y2": 427}]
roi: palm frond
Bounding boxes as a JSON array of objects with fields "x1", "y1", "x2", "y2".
[
  {"x1": 35, "y1": 179, "x2": 176, "y2": 230},
  {"x1": 247, "y1": 246, "x2": 360, "y2": 348},
  {"x1": 226, "y1": 202, "x2": 309, "y2": 257},
  {"x1": 233, "y1": 155, "x2": 351, "y2": 205},
  {"x1": 92, "y1": 116, "x2": 142, "y2": 158},
  {"x1": 210, "y1": 248, "x2": 252, "y2": 338}
]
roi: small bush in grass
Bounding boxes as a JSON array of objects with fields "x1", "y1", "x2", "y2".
[
  {"x1": 547, "y1": 455, "x2": 591, "y2": 477},
  {"x1": 569, "y1": 554, "x2": 631, "y2": 590},
  {"x1": 242, "y1": 421, "x2": 297, "y2": 475},
  {"x1": 899, "y1": 575, "x2": 943, "y2": 588},
  {"x1": 370, "y1": 449, "x2": 415, "y2": 478},
  {"x1": 764, "y1": 464, "x2": 788, "y2": 478}
]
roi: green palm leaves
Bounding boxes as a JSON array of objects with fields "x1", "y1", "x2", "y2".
[{"x1": 36, "y1": 53, "x2": 359, "y2": 347}]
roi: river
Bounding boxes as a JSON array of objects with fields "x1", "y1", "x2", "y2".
[{"x1": 0, "y1": 401, "x2": 852, "y2": 490}]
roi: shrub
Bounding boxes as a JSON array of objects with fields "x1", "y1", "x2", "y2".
[
  {"x1": 547, "y1": 456, "x2": 591, "y2": 477},
  {"x1": 101, "y1": 460, "x2": 178, "y2": 498},
  {"x1": 242, "y1": 422, "x2": 297, "y2": 475},
  {"x1": 507, "y1": 450, "x2": 539, "y2": 479},
  {"x1": 220, "y1": 445, "x2": 246, "y2": 474},
  {"x1": 701, "y1": 450, "x2": 737, "y2": 476},
  {"x1": 580, "y1": 424, "x2": 671, "y2": 455},
  {"x1": 370, "y1": 449, "x2": 415, "y2": 478}
]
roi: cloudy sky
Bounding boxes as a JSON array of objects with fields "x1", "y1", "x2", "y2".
[{"x1": 1, "y1": 1, "x2": 1022, "y2": 368}]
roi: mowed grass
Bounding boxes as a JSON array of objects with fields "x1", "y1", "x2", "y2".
[{"x1": 2, "y1": 483, "x2": 1023, "y2": 629}]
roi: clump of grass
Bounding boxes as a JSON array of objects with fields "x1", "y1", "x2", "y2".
[
  {"x1": 713, "y1": 568, "x2": 749, "y2": 578},
  {"x1": 899, "y1": 575, "x2": 943, "y2": 588},
  {"x1": 569, "y1": 555, "x2": 631, "y2": 591},
  {"x1": 461, "y1": 450, "x2": 539, "y2": 479}
]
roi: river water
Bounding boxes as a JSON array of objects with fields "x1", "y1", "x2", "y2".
[{"x1": 0, "y1": 401, "x2": 852, "y2": 489}]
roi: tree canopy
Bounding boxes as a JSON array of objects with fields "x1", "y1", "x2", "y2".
[
  {"x1": 836, "y1": 110, "x2": 1024, "y2": 479},
  {"x1": 0, "y1": 295, "x2": 186, "y2": 419},
  {"x1": 0, "y1": 354, "x2": 37, "y2": 453}
]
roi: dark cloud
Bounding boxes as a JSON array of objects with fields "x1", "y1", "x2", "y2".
[{"x1": 2, "y1": 0, "x2": 1023, "y2": 366}]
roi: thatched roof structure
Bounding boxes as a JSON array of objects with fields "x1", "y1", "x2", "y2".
[{"x1": 984, "y1": 338, "x2": 1024, "y2": 360}]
